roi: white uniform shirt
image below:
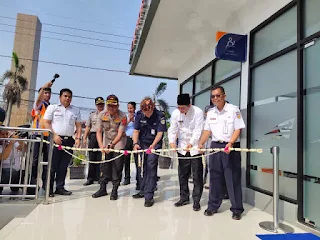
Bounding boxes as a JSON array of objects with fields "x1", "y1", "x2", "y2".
[
  {"x1": 204, "y1": 103, "x2": 245, "y2": 142},
  {"x1": 43, "y1": 104, "x2": 81, "y2": 137},
  {"x1": 168, "y1": 105, "x2": 204, "y2": 156}
]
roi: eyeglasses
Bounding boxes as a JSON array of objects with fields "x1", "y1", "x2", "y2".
[{"x1": 211, "y1": 94, "x2": 224, "y2": 99}]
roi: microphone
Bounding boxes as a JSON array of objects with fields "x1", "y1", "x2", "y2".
[{"x1": 51, "y1": 73, "x2": 60, "y2": 83}]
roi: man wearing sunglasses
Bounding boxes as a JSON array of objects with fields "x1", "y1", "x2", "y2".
[
  {"x1": 168, "y1": 94, "x2": 204, "y2": 211},
  {"x1": 198, "y1": 86, "x2": 245, "y2": 220}
]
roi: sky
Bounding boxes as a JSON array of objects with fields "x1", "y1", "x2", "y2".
[{"x1": 0, "y1": 0, "x2": 178, "y2": 120}]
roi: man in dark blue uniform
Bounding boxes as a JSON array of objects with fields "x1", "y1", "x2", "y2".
[{"x1": 132, "y1": 97, "x2": 167, "y2": 207}]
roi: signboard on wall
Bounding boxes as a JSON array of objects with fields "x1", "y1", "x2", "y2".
[{"x1": 215, "y1": 31, "x2": 248, "y2": 62}]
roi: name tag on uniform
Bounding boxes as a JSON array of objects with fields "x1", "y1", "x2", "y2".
[{"x1": 151, "y1": 129, "x2": 155, "y2": 135}]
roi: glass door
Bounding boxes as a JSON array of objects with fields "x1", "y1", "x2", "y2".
[{"x1": 303, "y1": 38, "x2": 320, "y2": 229}]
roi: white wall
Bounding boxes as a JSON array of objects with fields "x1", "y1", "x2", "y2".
[{"x1": 177, "y1": 0, "x2": 293, "y2": 110}]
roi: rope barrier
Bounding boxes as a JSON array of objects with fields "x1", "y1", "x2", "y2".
[{"x1": 41, "y1": 139, "x2": 263, "y2": 164}]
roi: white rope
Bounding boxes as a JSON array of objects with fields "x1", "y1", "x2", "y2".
[
  {"x1": 63, "y1": 149, "x2": 124, "y2": 164},
  {"x1": 42, "y1": 139, "x2": 263, "y2": 154},
  {"x1": 153, "y1": 151, "x2": 218, "y2": 160}
]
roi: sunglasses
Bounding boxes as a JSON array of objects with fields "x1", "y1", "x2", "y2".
[{"x1": 211, "y1": 94, "x2": 224, "y2": 99}]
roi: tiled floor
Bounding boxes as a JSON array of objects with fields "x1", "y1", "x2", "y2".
[{"x1": 0, "y1": 167, "x2": 304, "y2": 240}]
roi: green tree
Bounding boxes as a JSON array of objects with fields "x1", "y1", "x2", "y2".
[{"x1": 1, "y1": 52, "x2": 28, "y2": 126}]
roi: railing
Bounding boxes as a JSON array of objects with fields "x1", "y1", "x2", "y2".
[{"x1": 0, "y1": 126, "x2": 53, "y2": 204}]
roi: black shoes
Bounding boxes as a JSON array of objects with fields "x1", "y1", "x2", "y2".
[
  {"x1": 83, "y1": 180, "x2": 94, "y2": 186},
  {"x1": 110, "y1": 188, "x2": 118, "y2": 201},
  {"x1": 144, "y1": 199, "x2": 154, "y2": 207},
  {"x1": 55, "y1": 189, "x2": 72, "y2": 196},
  {"x1": 193, "y1": 202, "x2": 201, "y2": 211},
  {"x1": 204, "y1": 209, "x2": 218, "y2": 216},
  {"x1": 174, "y1": 199, "x2": 190, "y2": 207},
  {"x1": 92, "y1": 185, "x2": 108, "y2": 198},
  {"x1": 132, "y1": 192, "x2": 144, "y2": 199},
  {"x1": 232, "y1": 213, "x2": 242, "y2": 220},
  {"x1": 122, "y1": 179, "x2": 130, "y2": 186}
]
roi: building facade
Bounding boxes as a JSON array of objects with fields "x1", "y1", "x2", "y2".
[{"x1": 129, "y1": 0, "x2": 320, "y2": 232}]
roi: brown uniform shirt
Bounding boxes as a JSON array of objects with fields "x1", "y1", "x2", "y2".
[
  {"x1": 97, "y1": 109, "x2": 127, "y2": 150},
  {"x1": 86, "y1": 111, "x2": 100, "y2": 132}
]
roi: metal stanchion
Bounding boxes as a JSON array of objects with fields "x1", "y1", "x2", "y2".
[
  {"x1": 259, "y1": 146, "x2": 294, "y2": 233},
  {"x1": 43, "y1": 133, "x2": 54, "y2": 205}
]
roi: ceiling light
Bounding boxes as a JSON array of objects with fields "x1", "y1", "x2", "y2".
[{"x1": 188, "y1": 12, "x2": 199, "y2": 18}]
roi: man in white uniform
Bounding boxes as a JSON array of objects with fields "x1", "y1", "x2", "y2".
[
  {"x1": 44, "y1": 88, "x2": 82, "y2": 197},
  {"x1": 198, "y1": 86, "x2": 245, "y2": 220},
  {"x1": 168, "y1": 93, "x2": 204, "y2": 211}
]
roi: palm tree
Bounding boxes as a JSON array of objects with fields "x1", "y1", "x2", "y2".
[
  {"x1": 153, "y1": 82, "x2": 170, "y2": 118},
  {"x1": 1, "y1": 52, "x2": 28, "y2": 126}
]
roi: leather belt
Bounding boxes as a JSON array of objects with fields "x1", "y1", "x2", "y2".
[{"x1": 60, "y1": 136, "x2": 73, "y2": 140}]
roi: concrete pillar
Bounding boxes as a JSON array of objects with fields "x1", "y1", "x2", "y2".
[{"x1": 10, "y1": 13, "x2": 41, "y2": 127}]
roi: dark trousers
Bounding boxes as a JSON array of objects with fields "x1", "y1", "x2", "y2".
[
  {"x1": 123, "y1": 136, "x2": 133, "y2": 181},
  {"x1": 100, "y1": 152, "x2": 124, "y2": 188},
  {"x1": 50, "y1": 137, "x2": 74, "y2": 192},
  {"x1": 139, "y1": 142, "x2": 159, "y2": 201},
  {"x1": 0, "y1": 168, "x2": 20, "y2": 192},
  {"x1": 177, "y1": 152, "x2": 203, "y2": 203},
  {"x1": 87, "y1": 133, "x2": 101, "y2": 181},
  {"x1": 32, "y1": 136, "x2": 49, "y2": 189},
  {"x1": 208, "y1": 142, "x2": 243, "y2": 214}
]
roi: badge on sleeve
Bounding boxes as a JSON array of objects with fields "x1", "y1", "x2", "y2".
[
  {"x1": 160, "y1": 118, "x2": 166, "y2": 125},
  {"x1": 121, "y1": 117, "x2": 127, "y2": 125},
  {"x1": 102, "y1": 114, "x2": 109, "y2": 122},
  {"x1": 236, "y1": 112, "x2": 241, "y2": 119}
]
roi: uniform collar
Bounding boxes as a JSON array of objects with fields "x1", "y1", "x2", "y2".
[
  {"x1": 214, "y1": 102, "x2": 229, "y2": 113},
  {"x1": 58, "y1": 103, "x2": 72, "y2": 108}
]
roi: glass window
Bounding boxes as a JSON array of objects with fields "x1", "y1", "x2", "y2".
[
  {"x1": 181, "y1": 79, "x2": 193, "y2": 96},
  {"x1": 214, "y1": 60, "x2": 241, "y2": 83},
  {"x1": 195, "y1": 65, "x2": 212, "y2": 93},
  {"x1": 194, "y1": 90, "x2": 210, "y2": 112},
  {"x1": 253, "y1": 6, "x2": 297, "y2": 63},
  {"x1": 220, "y1": 76, "x2": 241, "y2": 107},
  {"x1": 250, "y1": 51, "x2": 297, "y2": 200},
  {"x1": 303, "y1": 40, "x2": 320, "y2": 230},
  {"x1": 252, "y1": 50, "x2": 297, "y2": 103},
  {"x1": 304, "y1": 0, "x2": 320, "y2": 37}
]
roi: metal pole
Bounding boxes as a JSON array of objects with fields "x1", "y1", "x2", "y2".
[
  {"x1": 272, "y1": 146, "x2": 279, "y2": 229},
  {"x1": 259, "y1": 146, "x2": 294, "y2": 233},
  {"x1": 35, "y1": 134, "x2": 44, "y2": 202},
  {"x1": 44, "y1": 133, "x2": 54, "y2": 205}
]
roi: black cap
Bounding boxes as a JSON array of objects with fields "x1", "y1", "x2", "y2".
[
  {"x1": 177, "y1": 94, "x2": 191, "y2": 105},
  {"x1": 0, "y1": 107, "x2": 5, "y2": 124},
  {"x1": 95, "y1": 97, "x2": 104, "y2": 105},
  {"x1": 106, "y1": 94, "x2": 119, "y2": 105}
]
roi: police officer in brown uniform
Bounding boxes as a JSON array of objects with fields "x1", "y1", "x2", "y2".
[
  {"x1": 83, "y1": 97, "x2": 105, "y2": 186},
  {"x1": 92, "y1": 94, "x2": 127, "y2": 200}
]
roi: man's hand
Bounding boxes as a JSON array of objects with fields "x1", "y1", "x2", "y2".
[
  {"x1": 224, "y1": 142, "x2": 233, "y2": 154},
  {"x1": 82, "y1": 138, "x2": 87, "y2": 146},
  {"x1": 169, "y1": 143, "x2": 177, "y2": 151},
  {"x1": 198, "y1": 143, "x2": 204, "y2": 154},
  {"x1": 44, "y1": 81, "x2": 53, "y2": 88},
  {"x1": 149, "y1": 144, "x2": 155, "y2": 150},
  {"x1": 75, "y1": 139, "x2": 81, "y2": 148},
  {"x1": 184, "y1": 143, "x2": 193, "y2": 152},
  {"x1": 133, "y1": 144, "x2": 141, "y2": 152},
  {"x1": 53, "y1": 134, "x2": 62, "y2": 145}
]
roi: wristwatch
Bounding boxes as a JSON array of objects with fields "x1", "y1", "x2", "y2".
[
  {"x1": 75, "y1": 137, "x2": 81, "y2": 140},
  {"x1": 133, "y1": 143, "x2": 138, "y2": 146}
]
